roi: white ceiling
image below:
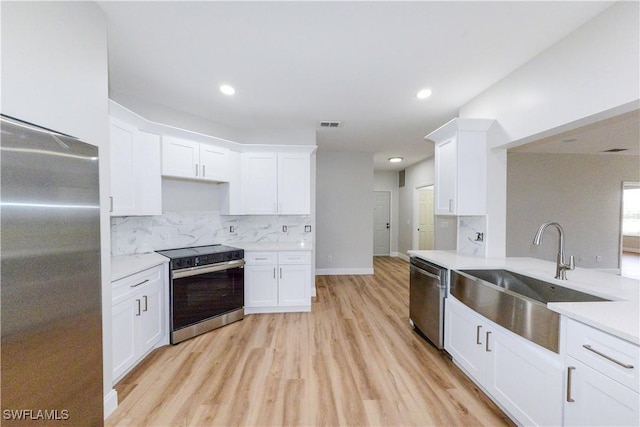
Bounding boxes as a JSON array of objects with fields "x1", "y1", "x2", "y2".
[{"x1": 99, "y1": 1, "x2": 614, "y2": 171}]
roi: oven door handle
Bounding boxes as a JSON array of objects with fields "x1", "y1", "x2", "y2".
[{"x1": 172, "y1": 259, "x2": 245, "y2": 279}]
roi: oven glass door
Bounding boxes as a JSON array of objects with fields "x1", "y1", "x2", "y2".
[{"x1": 171, "y1": 266, "x2": 244, "y2": 331}]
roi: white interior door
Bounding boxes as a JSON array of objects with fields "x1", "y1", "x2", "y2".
[
  {"x1": 373, "y1": 191, "x2": 391, "y2": 256},
  {"x1": 418, "y1": 188, "x2": 435, "y2": 250}
]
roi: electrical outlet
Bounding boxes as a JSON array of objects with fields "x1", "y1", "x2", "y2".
[
  {"x1": 596, "y1": 255, "x2": 603, "y2": 262},
  {"x1": 229, "y1": 225, "x2": 235, "y2": 233},
  {"x1": 282, "y1": 225, "x2": 288, "y2": 232},
  {"x1": 304, "y1": 225, "x2": 312, "y2": 232},
  {"x1": 327, "y1": 255, "x2": 332, "y2": 262}
]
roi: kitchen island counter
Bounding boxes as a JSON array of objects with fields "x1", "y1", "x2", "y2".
[{"x1": 408, "y1": 250, "x2": 640, "y2": 344}]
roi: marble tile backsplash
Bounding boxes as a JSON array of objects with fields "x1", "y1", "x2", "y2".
[
  {"x1": 457, "y1": 216, "x2": 487, "y2": 257},
  {"x1": 111, "y1": 211, "x2": 312, "y2": 255}
]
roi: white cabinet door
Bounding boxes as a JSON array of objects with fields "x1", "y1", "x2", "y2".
[
  {"x1": 445, "y1": 297, "x2": 486, "y2": 381},
  {"x1": 200, "y1": 144, "x2": 229, "y2": 182},
  {"x1": 110, "y1": 118, "x2": 136, "y2": 215},
  {"x1": 245, "y1": 264, "x2": 278, "y2": 307},
  {"x1": 434, "y1": 136, "x2": 457, "y2": 215},
  {"x1": 110, "y1": 118, "x2": 162, "y2": 216},
  {"x1": 565, "y1": 357, "x2": 639, "y2": 427},
  {"x1": 430, "y1": 121, "x2": 489, "y2": 216},
  {"x1": 111, "y1": 297, "x2": 137, "y2": 381},
  {"x1": 242, "y1": 152, "x2": 278, "y2": 214},
  {"x1": 278, "y1": 264, "x2": 311, "y2": 306},
  {"x1": 138, "y1": 279, "x2": 163, "y2": 354},
  {"x1": 112, "y1": 265, "x2": 166, "y2": 383},
  {"x1": 485, "y1": 325, "x2": 563, "y2": 426},
  {"x1": 278, "y1": 153, "x2": 310, "y2": 214},
  {"x1": 135, "y1": 131, "x2": 162, "y2": 215},
  {"x1": 162, "y1": 136, "x2": 199, "y2": 179},
  {"x1": 446, "y1": 297, "x2": 563, "y2": 427}
]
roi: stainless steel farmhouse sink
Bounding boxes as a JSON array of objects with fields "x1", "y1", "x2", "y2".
[{"x1": 450, "y1": 269, "x2": 610, "y2": 353}]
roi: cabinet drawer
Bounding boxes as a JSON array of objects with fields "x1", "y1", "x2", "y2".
[
  {"x1": 278, "y1": 251, "x2": 311, "y2": 265},
  {"x1": 245, "y1": 252, "x2": 277, "y2": 265},
  {"x1": 566, "y1": 319, "x2": 639, "y2": 392},
  {"x1": 112, "y1": 265, "x2": 163, "y2": 304}
]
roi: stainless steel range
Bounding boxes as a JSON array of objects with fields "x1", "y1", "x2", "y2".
[{"x1": 157, "y1": 244, "x2": 245, "y2": 344}]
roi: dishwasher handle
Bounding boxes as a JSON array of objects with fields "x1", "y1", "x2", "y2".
[{"x1": 410, "y1": 264, "x2": 445, "y2": 289}]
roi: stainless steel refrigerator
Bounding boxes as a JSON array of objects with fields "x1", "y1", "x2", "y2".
[{"x1": 1, "y1": 115, "x2": 103, "y2": 426}]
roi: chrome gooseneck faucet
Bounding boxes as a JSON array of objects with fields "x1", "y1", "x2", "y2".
[{"x1": 533, "y1": 221, "x2": 575, "y2": 280}]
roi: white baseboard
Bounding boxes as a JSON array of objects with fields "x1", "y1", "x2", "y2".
[
  {"x1": 104, "y1": 389, "x2": 118, "y2": 420},
  {"x1": 315, "y1": 268, "x2": 374, "y2": 276},
  {"x1": 396, "y1": 253, "x2": 410, "y2": 262}
]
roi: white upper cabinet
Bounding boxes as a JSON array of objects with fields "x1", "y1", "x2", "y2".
[
  {"x1": 278, "y1": 153, "x2": 311, "y2": 214},
  {"x1": 426, "y1": 118, "x2": 494, "y2": 216},
  {"x1": 109, "y1": 117, "x2": 162, "y2": 216},
  {"x1": 242, "y1": 152, "x2": 279, "y2": 214},
  {"x1": 241, "y1": 152, "x2": 311, "y2": 215},
  {"x1": 200, "y1": 144, "x2": 229, "y2": 182},
  {"x1": 162, "y1": 135, "x2": 229, "y2": 182}
]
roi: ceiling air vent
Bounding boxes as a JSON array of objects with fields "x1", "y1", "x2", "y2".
[
  {"x1": 602, "y1": 148, "x2": 628, "y2": 153},
  {"x1": 318, "y1": 121, "x2": 342, "y2": 128}
]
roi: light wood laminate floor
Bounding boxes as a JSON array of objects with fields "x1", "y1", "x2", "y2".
[{"x1": 106, "y1": 257, "x2": 513, "y2": 427}]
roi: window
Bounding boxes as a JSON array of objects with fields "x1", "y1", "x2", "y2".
[{"x1": 622, "y1": 183, "x2": 640, "y2": 236}]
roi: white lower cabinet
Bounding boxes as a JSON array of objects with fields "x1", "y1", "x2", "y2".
[
  {"x1": 564, "y1": 357, "x2": 639, "y2": 426},
  {"x1": 445, "y1": 297, "x2": 563, "y2": 426},
  {"x1": 563, "y1": 318, "x2": 639, "y2": 426},
  {"x1": 244, "y1": 251, "x2": 311, "y2": 313},
  {"x1": 112, "y1": 265, "x2": 165, "y2": 382}
]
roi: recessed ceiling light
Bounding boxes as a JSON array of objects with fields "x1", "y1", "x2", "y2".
[
  {"x1": 220, "y1": 84, "x2": 235, "y2": 95},
  {"x1": 389, "y1": 157, "x2": 403, "y2": 163},
  {"x1": 416, "y1": 88, "x2": 432, "y2": 99}
]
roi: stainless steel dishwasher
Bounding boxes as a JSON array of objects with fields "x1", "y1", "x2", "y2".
[{"x1": 409, "y1": 257, "x2": 447, "y2": 349}]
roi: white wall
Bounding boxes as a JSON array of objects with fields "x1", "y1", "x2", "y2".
[
  {"x1": 373, "y1": 171, "x2": 399, "y2": 255},
  {"x1": 507, "y1": 153, "x2": 640, "y2": 269},
  {"x1": 316, "y1": 151, "x2": 374, "y2": 274},
  {"x1": 398, "y1": 157, "x2": 435, "y2": 257},
  {"x1": 1, "y1": 1, "x2": 115, "y2": 416},
  {"x1": 460, "y1": 2, "x2": 639, "y2": 147}
]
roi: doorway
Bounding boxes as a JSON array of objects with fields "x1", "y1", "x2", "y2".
[
  {"x1": 620, "y1": 181, "x2": 640, "y2": 278},
  {"x1": 413, "y1": 186, "x2": 434, "y2": 250},
  {"x1": 373, "y1": 191, "x2": 391, "y2": 256}
]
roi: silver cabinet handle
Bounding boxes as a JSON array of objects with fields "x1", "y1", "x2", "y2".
[
  {"x1": 255, "y1": 257, "x2": 268, "y2": 261},
  {"x1": 110, "y1": 196, "x2": 114, "y2": 213},
  {"x1": 195, "y1": 163, "x2": 199, "y2": 177},
  {"x1": 130, "y1": 279, "x2": 149, "y2": 288},
  {"x1": 485, "y1": 331, "x2": 491, "y2": 352},
  {"x1": 566, "y1": 366, "x2": 575, "y2": 402},
  {"x1": 279, "y1": 268, "x2": 283, "y2": 279},
  {"x1": 136, "y1": 299, "x2": 141, "y2": 316},
  {"x1": 583, "y1": 344, "x2": 634, "y2": 369},
  {"x1": 143, "y1": 295, "x2": 148, "y2": 312},
  {"x1": 273, "y1": 268, "x2": 276, "y2": 279},
  {"x1": 202, "y1": 164, "x2": 205, "y2": 177},
  {"x1": 449, "y1": 199, "x2": 454, "y2": 213},
  {"x1": 476, "y1": 325, "x2": 482, "y2": 345}
]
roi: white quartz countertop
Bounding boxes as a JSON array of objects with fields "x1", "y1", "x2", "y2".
[
  {"x1": 112, "y1": 253, "x2": 168, "y2": 282},
  {"x1": 234, "y1": 242, "x2": 313, "y2": 252},
  {"x1": 408, "y1": 250, "x2": 640, "y2": 345}
]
